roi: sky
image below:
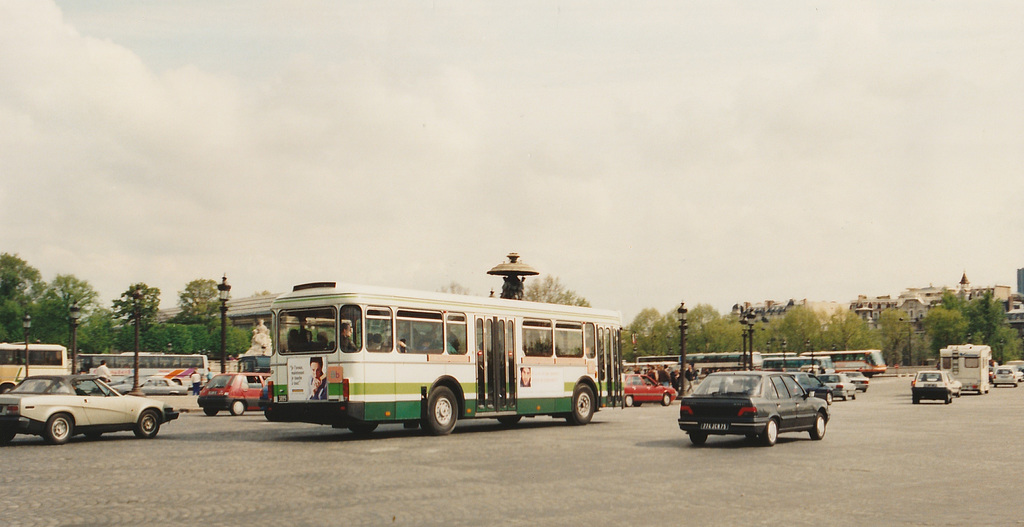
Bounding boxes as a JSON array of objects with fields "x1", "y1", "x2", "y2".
[{"x1": 1, "y1": 1, "x2": 1022, "y2": 322}]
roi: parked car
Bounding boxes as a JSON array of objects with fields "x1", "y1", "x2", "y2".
[
  {"x1": 912, "y1": 371, "x2": 958, "y2": 404},
  {"x1": 992, "y1": 367, "x2": 1019, "y2": 387},
  {"x1": 790, "y1": 372, "x2": 833, "y2": 405},
  {"x1": 677, "y1": 371, "x2": 830, "y2": 447},
  {"x1": 108, "y1": 375, "x2": 187, "y2": 396},
  {"x1": 817, "y1": 373, "x2": 857, "y2": 401},
  {"x1": 623, "y1": 373, "x2": 677, "y2": 407},
  {"x1": 198, "y1": 373, "x2": 269, "y2": 416},
  {"x1": 844, "y1": 371, "x2": 870, "y2": 392},
  {"x1": 0, "y1": 375, "x2": 179, "y2": 445}
]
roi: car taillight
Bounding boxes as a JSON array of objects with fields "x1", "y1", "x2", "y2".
[
  {"x1": 679, "y1": 405, "x2": 693, "y2": 415},
  {"x1": 4, "y1": 404, "x2": 18, "y2": 415},
  {"x1": 342, "y1": 378, "x2": 350, "y2": 401},
  {"x1": 737, "y1": 406, "x2": 757, "y2": 417}
]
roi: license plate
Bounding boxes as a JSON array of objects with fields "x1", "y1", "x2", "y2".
[
  {"x1": 701, "y1": 422, "x2": 728, "y2": 431},
  {"x1": 923, "y1": 383, "x2": 938, "y2": 388}
]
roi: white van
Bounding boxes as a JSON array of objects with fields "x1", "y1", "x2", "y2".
[{"x1": 939, "y1": 344, "x2": 991, "y2": 394}]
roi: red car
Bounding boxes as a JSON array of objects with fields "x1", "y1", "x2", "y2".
[
  {"x1": 197, "y1": 373, "x2": 269, "y2": 416},
  {"x1": 624, "y1": 374, "x2": 677, "y2": 407}
]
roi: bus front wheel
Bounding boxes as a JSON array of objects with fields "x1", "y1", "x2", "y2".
[
  {"x1": 423, "y1": 386, "x2": 457, "y2": 436},
  {"x1": 567, "y1": 385, "x2": 595, "y2": 426}
]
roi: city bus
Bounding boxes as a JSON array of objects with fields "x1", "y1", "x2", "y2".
[
  {"x1": 264, "y1": 281, "x2": 623, "y2": 436},
  {"x1": 812, "y1": 350, "x2": 887, "y2": 377},
  {"x1": 687, "y1": 351, "x2": 763, "y2": 372},
  {"x1": 0, "y1": 343, "x2": 70, "y2": 392},
  {"x1": 77, "y1": 352, "x2": 209, "y2": 385},
  {"x1": 762, "y1": 354, "x2": 835, "y2": 374}
]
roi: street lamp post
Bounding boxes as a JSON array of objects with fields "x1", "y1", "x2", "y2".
[
  {"x1": 218, "y1": 275, "x2": 231, "y2": 374},
  {"x1": 781, "y1": 339, "x2": 788, "y2": 370},
  {"x1": 69, "y1": 303, "x2": 81, "y2": 374},
  {"x1": 804, "y1": 339, "x2": 810, "y2": 371},
  {"x1": 130, "y1": 288, "x2": 143, "y2": 396},
  {"x1": 22, "y1": 314, "x2": 31, "y2": 378},
  {"x1": 678, "y1": 302, "x2": 688, "y2": 394}
]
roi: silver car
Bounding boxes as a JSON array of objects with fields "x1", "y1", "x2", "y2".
[{"x1": 817, "y1": 373, "x2": 857, "y2": 401}]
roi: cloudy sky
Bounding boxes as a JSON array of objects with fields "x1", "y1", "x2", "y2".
[{"x1": 1, "y1": 1, "x2": 1022, "y2": 321}]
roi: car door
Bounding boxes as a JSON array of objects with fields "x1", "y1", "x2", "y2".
[
  {"x1": 781, "y1": 375, "x2": 815, "y2": 428},
  {"x1": 72, "y1": 378, "x2": 129, "y2": 425},
  {"x1": 768, "y1": 376, "x2": 799, "y2": 430}
]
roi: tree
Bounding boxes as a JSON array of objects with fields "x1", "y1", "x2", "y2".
[
  {"x1": 112, "y1": 283, "x2": 161, "y2": 332},
  {"x1": 921, "y1": 306, "x2": 967, "y2": 356},
  {"x1": 821, "y1": 310, "x2": 877, "y2": 351},
  {"x1": 774, "y1": 306, "x2": 821, "y2": 353},
  {"x1": 523, "y1": 275, "x2": 590, "y2": 307},
  {"x1": 438, "y1": 282, "x2": 472, "y2": 295},
  {"x1": 171, "y1": 278, "x2": 219, "y2": 324},
  {"x1": 0, "y1": 253, "x2": 44, "y2": 341},
  {"x1": 964, "y1": 290, "x2": 1005, "y2": 346}
]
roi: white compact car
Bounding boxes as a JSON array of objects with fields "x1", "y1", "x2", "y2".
[
  {"x1": 993, "y1": 367, "x2": 1019, "y2": 387},
  {"x1": 0, "y1": 375, "x2": 179, "y2": 445}
]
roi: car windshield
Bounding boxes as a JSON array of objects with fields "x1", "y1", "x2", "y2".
[
  {"x1": 918, "y1": 373, "x2": 942, "y2": 382},
  {"x1": 692, "y1": 374, "x2": 762, "y2": 397},
  {"x1": 798, "y1": 375, "x2": 824, "y2": 388},
  {"x1": 819, "y1": 375, "x2": 841, "y2": 383},
  {"x1": 207, "y1": 375, "x2": 233, "y2": 389},
  {"x1": 10, "y1": 378, "x2": 67, "y2": 394}
]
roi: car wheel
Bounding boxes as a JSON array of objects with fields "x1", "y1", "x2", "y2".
[
  {"x1": 134, "y1": 409, "x2": 161, "y2": 439},
  {"x1": 760, "y1": 418, "x2": 778, "y2": 447},
  {"x1": 422, "y1": 386, "x2": 458, "y2": 435},
  {"x1": 624, "y1": 395, "x2": 634, "y2": 407},
  {"x1": 945, "y1": 393, "x2": 952, "y2": 404},
  {"x1": 661, "y1": 393, "x2": 672, "y2": 406},
  {"x1": 851, "y1": 392, "x2": 856, "y2": 400},
  {"x1": 44, "y1": 413, "x2": 74, "y2": 445},
  {"x1": 809, "y1": 412, "x2": 827, "y2": 440},
  {"x1": 913, "y1": 396, "x2": 920, "y2": 404},
  {"x1": 497, "y1": 415, "x2": 522, "y2": 426},
  {"x1": 348, "y1": 421, "x2": 379, "y2": 436},
  {"x1": 203, "y1": 408, "x2": 219, "y2": 416},
  {"x1": 0, "y1": 428, "x2": 16, "y2": 444},
  {"x1": 825, "y1": 392, "x2": 833, "y2": 405},
  {"x1": 567, "y1": 385, "x2": 595, "y2": 426},
  {"x1": 689, "y1": 432, "x2": 708, "y2": 446},
  {"x1": 229, "y1": 400, "x2": 245, "y2": 416}
]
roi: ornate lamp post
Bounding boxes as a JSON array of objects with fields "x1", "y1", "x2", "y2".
[
  {"x1": 130, "y1": 288, "x2": 144, "y2": 396},
  {"x1": 69, "y1": 303, "x2": 81, "y2": 374},
  {"x1": 218, "y1": 275, "x2": 231, "y2": 373},
  {"x1": 22, "y1": 314, "x2": 31, "y2": 378},
  {"x1": 678, "y1": 302, "x2": 688, "y2": 393}
]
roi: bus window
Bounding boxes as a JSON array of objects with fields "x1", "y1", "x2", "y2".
[
  {"x1": 555, "y1": 321, "x2": 584, "y2": 358},
  {"x1": 397, "y1": 310, "x2": 443, "y2": 354},
  {"x1": 584, "y1": 323, "x2": 596, "y2": 359},
  {"x1": 278, "y1": 307, "x2": 338, "y2": 354},
  {"x1": 446, "y1": 313, "x2": 467, "y2": 355},
  {"x1": 523, "y1": 319, "x2": 553, "y2": 357},
  {"x1": 340, "y1": 305, "x2": 362, "y2": 352},
  {"x1": 366, "y1": 307, "x2": 394, "y2": 353}
]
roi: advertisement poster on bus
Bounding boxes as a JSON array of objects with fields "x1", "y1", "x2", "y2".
[
  {"x1": 519, "y1": 366, "x2": 561, "y2": 397},
  {"x1": 288, "y1": 357, "x2": 329, "y2": 400}
]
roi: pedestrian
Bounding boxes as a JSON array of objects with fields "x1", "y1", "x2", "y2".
[
  {"x1": 94, "y1": 360, "x2": 112, "y2": 382},
  {"x1": 191, "y1": 370, "x2": 202, "y2": 395},
  {"x1": 684, "y1": 364, "x2": 696, "y2": 395}
]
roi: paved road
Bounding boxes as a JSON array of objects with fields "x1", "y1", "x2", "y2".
[{"x1": 3, "y1": 377, "x2": 1024, "y2": 526}]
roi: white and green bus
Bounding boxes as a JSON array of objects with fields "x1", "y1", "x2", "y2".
[{"x1": 264, "y1": 282, "x2": 623, "y2": 435}]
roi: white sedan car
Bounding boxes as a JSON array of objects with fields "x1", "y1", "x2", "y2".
[
  {"x1": 993, "y1": 367, "x2": 1019, "y2": 387},
  {"x1": 0, "y1": 375, "x2": 179, "y2": 445}
]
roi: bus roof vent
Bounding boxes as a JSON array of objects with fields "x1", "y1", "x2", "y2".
[{"x1": 293, "y1": 282, "x2": 337, "y2": 292}]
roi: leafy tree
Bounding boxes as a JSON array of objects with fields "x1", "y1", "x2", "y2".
[
  {"x1": 821, "y1": 310, "x2": 877, "y2": 351},
  {"x1": 171, "y1": 278, "x2": 219, "y2": 324},
  {"x1": 921, "y1": 306, "x2": 967, "y2": 356},
  {"x1": 0, "y1": 253, "x2": 44, "y2": 341},
  {"x1": 774, "y1": 306, "x2": 821, "y2": 353},
  {"x1": 964, "y1": 290, "x2": 1004, "y2": 346},
  {"x1": 78, "y1": 307, "x2": 116, "y2": 354},
  {"x1": 112, "y1": 283, "x2": 161, "y2": 332},
  {"x1": 524, "y1": 275, "x2": 590, "y2": 307}
]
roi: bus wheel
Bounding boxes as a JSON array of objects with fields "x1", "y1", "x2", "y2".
[
  {"x1": 423, "y1": 386, "x2": 457, "y2": 435},
  {"x1": 230, "y1": 400, "x2": 246, "y2": 416},
  {"x1": 568, "y1": 385, "x2": 595, "y2": 426},
  {"x1": 348, "y1": 422, "x2": 378, "y2": 436}
]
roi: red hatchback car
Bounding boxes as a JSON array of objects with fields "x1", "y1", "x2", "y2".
[
  {"x1": 624, "y1": 374, "x2": 677, "y2": 407},
  {"x1": 197, "y1": 373, "x2": 269, "y2": 416}
]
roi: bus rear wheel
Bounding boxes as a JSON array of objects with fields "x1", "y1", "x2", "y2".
[{"x1": 423, "y1": 386, "x2": 457, "y2": 436}]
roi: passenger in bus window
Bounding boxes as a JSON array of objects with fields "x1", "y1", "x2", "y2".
[
  {"x1": 339, "y1": 321, "x2": 357, "y2": 352},
  {"x1": 398, "y1": 339, "x2": 408, "y2": 353}
]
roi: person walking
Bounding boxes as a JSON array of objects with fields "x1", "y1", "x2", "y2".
[{"x1": 190, "y1": 370, "x2": 202, "y2": 395}]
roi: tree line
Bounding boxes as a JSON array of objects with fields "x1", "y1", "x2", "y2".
[{"x1": 0, "y1": 253, "x2": 249, "y2": 357}]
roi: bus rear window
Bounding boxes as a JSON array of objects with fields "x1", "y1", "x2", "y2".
[{"x1": 278, "y1": 307, "x2": 337, "y2": 354}]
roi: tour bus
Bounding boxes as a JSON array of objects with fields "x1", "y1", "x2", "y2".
[
  {"x1": 264, "y1": 282, "x2": 623, "y2": 436},
  {"x1": 0, "y1": 343, "x2": 70, "y2": 393},
  {"x1": 812, "y1": 350, "x2": 887, "y2": 377},
  {"x1": 761, "y1": 354, "x2": 835, "y2": 374},
  {"x1": 939, "y1": 344, "x2": 991, "y2": 394},
  {"x1": 687, "y1": 351, "x2": 763, "y2": 372},
  {"x1": 78, "y1": 352, "x2": 209, "y2": 385}
]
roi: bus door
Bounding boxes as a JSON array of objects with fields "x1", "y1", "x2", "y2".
[
  {"x1": 597, "y1": 327, "x2": 622, "y2": 407},
  {"x1": 476, "y1": 317, "x2": 516, "y2": 413}
]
